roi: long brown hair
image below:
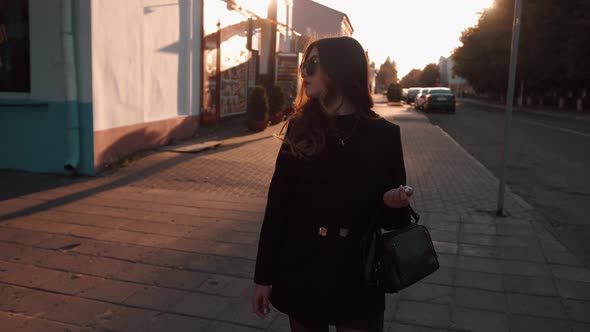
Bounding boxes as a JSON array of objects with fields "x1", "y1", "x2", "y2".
[{"x1": 281, "y1": 36, "x2": 378, "y2": 158}]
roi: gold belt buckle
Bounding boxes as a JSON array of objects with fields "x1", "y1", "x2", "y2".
[{"x1": 318, "y1": 227, "x2": 328, "y2": 237}]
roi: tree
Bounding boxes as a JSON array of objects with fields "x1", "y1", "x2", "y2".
[
  {"x1": 376, "y1": 57, "x2": 398, "y2": 88},
  {"x1": 400, "y1": 69, "x2": 422, "y2": 88},
  {"x1": 452, "y1": 1, "x2": 512, "y2": 97},
  {"x1": 516, "y1": 0, "x2": 576, "y2": 105},
  {"x1": 452, "y1": 0, "x2": 590, "y2": 107},
  {"x1": 419, "y1": 63, "x2": 439, "y2": 87}
]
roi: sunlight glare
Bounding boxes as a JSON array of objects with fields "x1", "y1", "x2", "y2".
[{"x1": 314, "y1": 0, "x2": 496, "y2": 77}]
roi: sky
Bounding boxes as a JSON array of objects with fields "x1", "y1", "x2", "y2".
[{"x1": 313, "y1": 0, "x2": 495, "y2": 77}]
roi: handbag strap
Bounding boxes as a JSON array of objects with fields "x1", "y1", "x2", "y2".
[
  {"x1": 409, "y1": 206, "x2": 420, "y2": 223},
  {"x1": 337, "y1": 196, "x2": 420, "y2": 239},
  {"x1": 366, "y1": 202, "x2": 419, "y2": 237}
]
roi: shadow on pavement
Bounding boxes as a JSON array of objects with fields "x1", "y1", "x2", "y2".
[
  {"x1": 0, "y1": 117, "x2": 279, "y2": 223},
  {"x1": 0, "y1": 170, "x2": 92, "y2": 201},
  {"x1": 0, "y1": 151, "x2": 206, "y2": 223}
]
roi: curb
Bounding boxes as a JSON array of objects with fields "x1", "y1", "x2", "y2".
[
  {"x1": 430, "y1": 118, "x2": 535, "y2": 213},
  {"x1": 459, "y1": 98, "x2": 590, "y2": 122}
]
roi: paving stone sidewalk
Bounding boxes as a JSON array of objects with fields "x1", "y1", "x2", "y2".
[{"x1": 0, "y1": 95, "x2": 589, "y2": 331}]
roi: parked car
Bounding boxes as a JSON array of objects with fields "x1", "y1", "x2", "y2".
[
  {"x1": 424, "y1": 87, "x2": 456, "y2": 113},
  {"x1": 406, "y1": 87, "x2": 420, "y2": 104},
  {"x1": 402, "y1": 88, "x2": 408, "y2": 103},
  {"x1": 414, "y1": 87, "x2": 432, "y2": 110}
]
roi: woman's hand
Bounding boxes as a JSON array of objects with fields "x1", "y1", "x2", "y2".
[
  {"x1": 252, "y1": 284, "x2": 271, "y2": 319},
  {"x1": 383, "y1": 185, "x2": 413, "y2": 208}
]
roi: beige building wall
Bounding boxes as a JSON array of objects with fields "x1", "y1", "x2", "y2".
[
  {"x1": 91, "y1": 0, "x2": 201, "y2": 131},
  {"x1": 91, "y1": 0, "x2": 202, "y2": 169}
]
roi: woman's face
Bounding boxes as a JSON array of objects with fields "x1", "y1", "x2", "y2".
[{"x1": 301, "y1": 47, "x2": 328, "y2": 99}]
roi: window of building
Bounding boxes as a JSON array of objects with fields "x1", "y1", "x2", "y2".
[{"x1": 0, "y1": 0, "x2": 30, "y2": 92}]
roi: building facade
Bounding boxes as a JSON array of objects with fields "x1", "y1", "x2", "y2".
[
  {"x1": 201, "y1": 0, "x2": 297, "y2": 124},
  {"x1": 0, "y1": 0, "x2": 203, "y2": 174},
  {"x1": 0, "y1": 0, "x2": 349, "y2": 175},
  {"x1": 438, "y1": 56, "x2": 474, "y2": 96},
  {"x1": 292, "y1": 0, "x2": 353, "y2": 40},
  {"x1": 0, "y1": 0, "x2": 95, "y2": 174}
]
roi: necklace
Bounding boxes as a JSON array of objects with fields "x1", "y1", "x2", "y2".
[{"x1": 336, "y1": 118, "x2": 359, "y2": 147}]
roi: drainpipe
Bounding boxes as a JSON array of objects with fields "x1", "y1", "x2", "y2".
[{"x1": 61, "y1": 0, "x2": 80, "y2": 175}]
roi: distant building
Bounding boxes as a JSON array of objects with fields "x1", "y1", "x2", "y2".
[
  {"x1": 366, "y1": 51, "x2": 377, "y2": 94},
  {"x1": 438, "y1": 56, "x2": 474, "y2": 96},
  {"x1": 292, "y1": 0, "x2": 353, "y2": 51}
]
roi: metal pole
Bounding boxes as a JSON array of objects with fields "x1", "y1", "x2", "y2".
[
  {"x1": 267, "y1": 0, "x2": 278, "y2": 92},
  {"x1": 497, "y1": 0, "x2": 523, "y2": 216}
]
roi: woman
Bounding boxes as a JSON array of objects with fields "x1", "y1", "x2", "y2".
[{"x1": 252, "y1": 36, "x2": 413, "y2": 332}]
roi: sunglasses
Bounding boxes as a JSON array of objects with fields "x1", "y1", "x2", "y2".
[{"x1": 300, "y1": 58, "x2": 320, "y2": 77}]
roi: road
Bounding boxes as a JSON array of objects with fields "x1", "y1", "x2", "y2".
[{"x1": 418, "y1": 99, "x2": 590, "y2": 266}]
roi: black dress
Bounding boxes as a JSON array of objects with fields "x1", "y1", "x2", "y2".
[{"x1": 254, "y1": 113, "x2": 410, "y2": 328}]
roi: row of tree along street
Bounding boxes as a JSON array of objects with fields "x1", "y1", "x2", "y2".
[
  {"x1": 399, "y1": 64, "x2": 439, "y2": 90},
  {"x1": 375, "y1": 58, "x2": 440, "y2": 94},
  {"x1": 452, "y1": 0, "x2": 589, "y2": 110},
  {"x1": 375, "y1": 0, "x2": 589, "y2": 111}
]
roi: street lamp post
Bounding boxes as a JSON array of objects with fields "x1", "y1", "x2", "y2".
[
  {"x1": 497, "y1": 0, "x2": 523, "y2": 216},
  {"x1": 266, "y1": 0, "x2": 278, "y2": 92}
]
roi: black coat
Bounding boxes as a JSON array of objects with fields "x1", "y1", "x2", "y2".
[{"x1": 254, "y1": 114, "x2": 410, "y2": 325}]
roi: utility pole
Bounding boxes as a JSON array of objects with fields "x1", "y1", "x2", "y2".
[{"x1": 497, "y1": 0, "x2": 523, "y2": 216}]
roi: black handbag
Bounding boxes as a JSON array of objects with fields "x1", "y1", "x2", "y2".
[{"x1": 362, "y1": 206, "x2": 440, "y2": 293}]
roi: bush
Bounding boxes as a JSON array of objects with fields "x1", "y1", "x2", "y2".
[
  {"x1": 387, "y1": 83, "x2": 402, "y2": 102},
  {"x1": 247, "y1": 86, "x2": 270, "y2": 121},
  {"x1": 268, "y1": 84, "x2": 286, "y2": 117}
]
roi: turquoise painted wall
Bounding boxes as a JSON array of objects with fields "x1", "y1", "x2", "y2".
[{"x1": 0, "y1": 100, "x2": 94, "y2": 174}]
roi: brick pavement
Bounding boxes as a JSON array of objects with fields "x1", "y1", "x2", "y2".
[{"x1": 0, "y1": 95, "x2": 589, "y2": 331}]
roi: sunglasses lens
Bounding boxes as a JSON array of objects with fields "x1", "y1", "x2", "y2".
[
  {"x1": 306, "y1": 63, "x2": 315, "y2": 76},
  {"x1": 300, "y1": 60, "x2": 317, "y2": 77}
]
